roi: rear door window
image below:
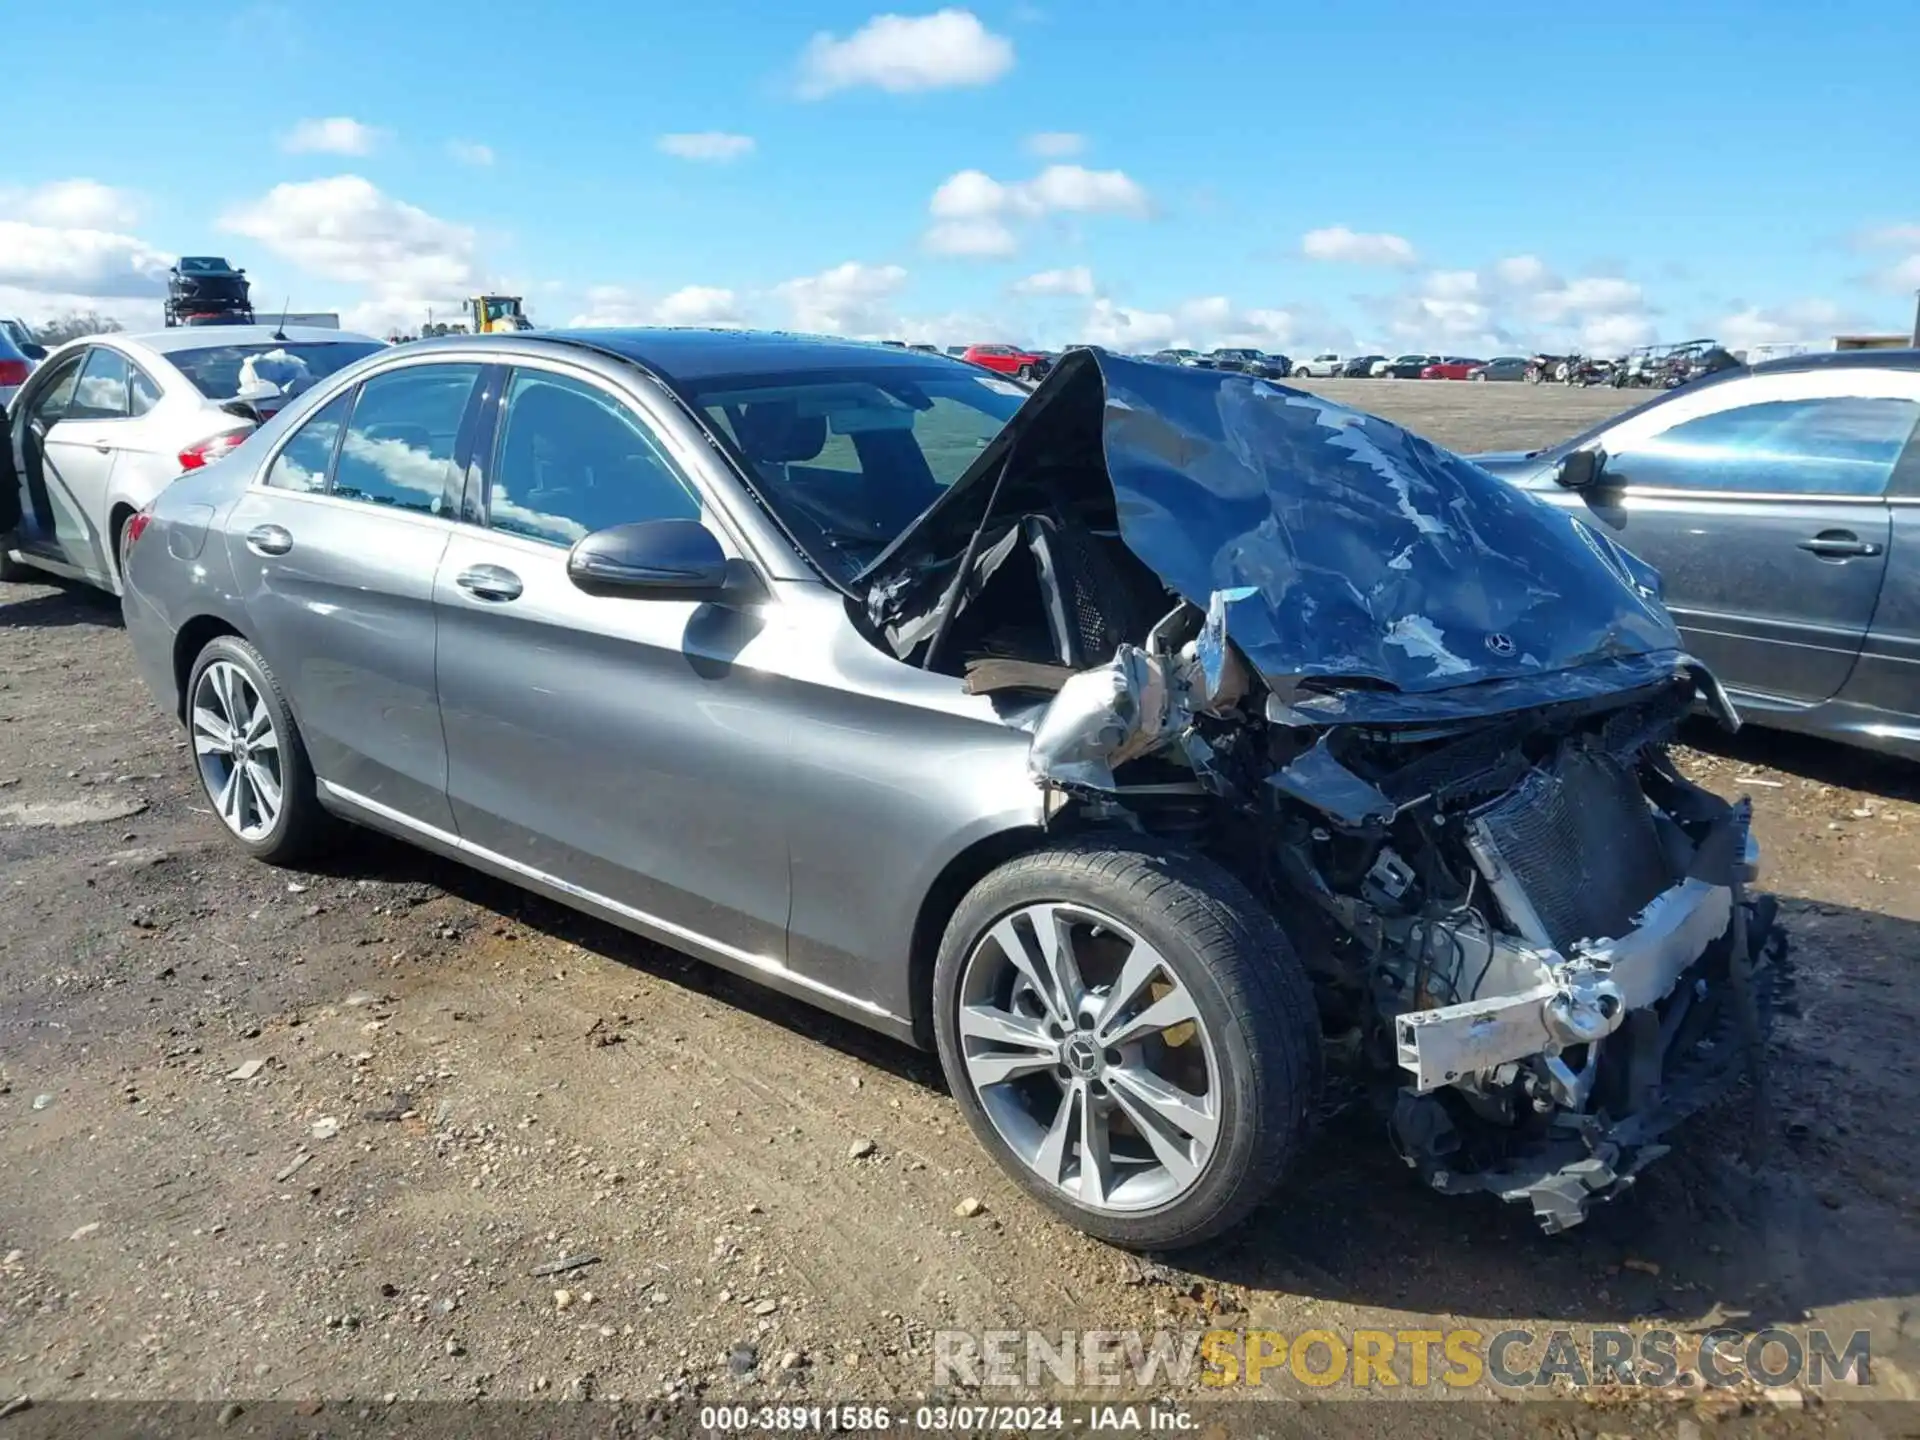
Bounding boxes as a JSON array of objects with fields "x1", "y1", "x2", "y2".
[
  {"x1": 26, "y1": 353, "x2": 84, "y2": 426},
  {"x1": 68, "y1": 348, "x2": 133, "y2": 420},
  {"x1": 332, "y1": 364, "x2": 480, "y2": 514},
  {"x1": 264, "y1": 391, "x2": 352, "y2": 494},
  {"x1": 1611, "y1": 396, "x2": 1920, "y2": 497}
]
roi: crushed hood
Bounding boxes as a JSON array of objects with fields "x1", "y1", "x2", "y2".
[{"x1": 862, "y1": 349, "x2": 1680, "y2": 697}]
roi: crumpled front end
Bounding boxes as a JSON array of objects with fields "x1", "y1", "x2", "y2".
[
  {"x1": 854, "y1": 350, "x2": 1786, "y2": 1233},
  {"x1": 1019, "y1": 629, "x2": 1788, "y2": 1232}
]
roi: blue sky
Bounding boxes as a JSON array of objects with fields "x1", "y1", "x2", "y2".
[{"x1": 4, "y1": 0, "x2": 1915, "y2": 354}]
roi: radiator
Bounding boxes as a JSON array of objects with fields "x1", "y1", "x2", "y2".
[{"x1": 1467, "y1": 745, "x2": 1674, "y2": 951}]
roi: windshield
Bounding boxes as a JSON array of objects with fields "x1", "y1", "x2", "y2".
[
  {"x1": 176, "y1": 257, "x2": 232, "y2": 274},
  {"x1": 168, "y1": 341, "x2": 382, "y2": 402},
  {"x1": 688, "y1": 364, "x2": 1028, "y2": 581}
]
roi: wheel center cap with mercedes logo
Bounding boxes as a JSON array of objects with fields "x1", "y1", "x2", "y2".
[{"x1": 1062, "y1": 1034, "x2": 1102, "y2": 1077}]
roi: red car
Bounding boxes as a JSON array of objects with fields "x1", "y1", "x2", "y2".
[
  {"x1": 1419, "y1": 357, "x2": 1485, "y2": 380},
  {"x1": 961, "y1": 343, "x2": 1049, "y2": 380}
]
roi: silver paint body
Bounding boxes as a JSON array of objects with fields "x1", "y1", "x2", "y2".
[{"x1": 120, "y1": 336, "x2": 1045, "y2": 1043}]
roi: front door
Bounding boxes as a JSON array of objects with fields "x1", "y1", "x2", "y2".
[
  {"x1": 224, "y1": 362, "x2": 481, "y2": 830},
  {"x1": 433, "y1": 362, "x2": 791, "y2": 963},
  {"x1": 9, "y1": 350, "x2": 92, "y2": 569},
  {"x1": 1545, "y1": 381, "x2": 1916, "y2": 706}
]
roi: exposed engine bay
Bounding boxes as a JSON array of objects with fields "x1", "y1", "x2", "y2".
[{"x1": 855, "y1": 350, "x2": 1788, "y2": 1232}]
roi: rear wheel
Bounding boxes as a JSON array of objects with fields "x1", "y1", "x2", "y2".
[
  {"x1": 933, "y1": 840, "x2": 1321, "y2": 1249},
  {"x1": 186, "y1": 635, "x2": 335, "y2": 864}
]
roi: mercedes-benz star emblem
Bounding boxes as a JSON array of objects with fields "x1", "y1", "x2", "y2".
[{"x1": 1485, "y1": 633, "x2": 1516, "y2": 656}]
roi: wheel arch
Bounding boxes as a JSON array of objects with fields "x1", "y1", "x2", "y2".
[
  {"x1": 906, "y1": 823, "x2": 1052, "y2": 1048},
  {"x1": 172, "y1": 614, "x2": 246, "y2": 723}
]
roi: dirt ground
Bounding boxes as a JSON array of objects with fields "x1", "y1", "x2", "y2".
[{"x1": 3, "y1": 379, "x2": 1918, "y2": 1432}]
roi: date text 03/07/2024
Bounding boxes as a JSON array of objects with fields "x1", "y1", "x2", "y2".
[{"x1": 696, "y1": 1404, "x2": 1197, "y2": 1432}]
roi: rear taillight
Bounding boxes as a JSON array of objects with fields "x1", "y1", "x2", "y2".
[
  {"x1": 124, "y1": 509, "x2": 152, "y2": 552},
  {"x1": 0, "y1": 359, "x2": 27, "y2": 387},
  {"x1": 178, "y1": 428, "x2": 253, "y2": 471}
]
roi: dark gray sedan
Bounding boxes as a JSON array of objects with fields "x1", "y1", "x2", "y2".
[
  {"x1": 1474, "y1": 350, "x2": 1920, "y2": 762},
  {"x1": 116, "y1": 334, "x2": 1783, "y2": 1244}
]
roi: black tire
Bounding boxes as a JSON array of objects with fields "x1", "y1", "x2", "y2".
[
  {"x1": 185, "y1": 634, "x2": 336, "y2": 864},
  {"x1": 1016, "y1": 364, "x2": 1034, "y2": 381},
  {"x1": 933, "y1": 837, "x2": 1322, "y2": 1250},
  {"x1": 0, "y1": 549, "x2": 29, "y2": 583}
]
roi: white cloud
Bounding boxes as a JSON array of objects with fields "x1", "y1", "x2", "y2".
[
  {"x1": 1074, "y1": 294, "x2": 1336, "y2": 354},
  {"x1": 1855, "y1": 223, "x2": 1920, "y2": 292},
  {"x1": 1362, "y1": 253, "x2": 1656, "y2": 354},
  {"x1": 1012, "y1": 265, "x2": 1094, "y2": 297},
  {"x1": 1301, "y1": 225, "x2": 1419, "y2": 267},
  {"x1": 654, "y1": 285, "x2": 746, "y2": 326},
  {"x1": 924, "y1": 218, "x2": 1018, "y2": 258},
  {"x1": 1, "y1": 180, "x2": 140, "y2": 229},
  {"x1": 0, "y1": 221, "x2": 171, "y2": 301},
  {"x1": 567, "y1": 283, "x2": 747, "y2": 328},
  {"x1": 657, "y1": 132, "x2": 757, "y2": 163},
  {"x1": 924, "y1": 163, "x2": 1149, "y2": 257},
  {"x1": 447, "y1": 140, "x2": 494, "y2": 167},
  {"x1": 1717, "y1": 299, "x2": 1861, "y2": 351},
  {"x1": 798, "y1": 8, "x2": 1014, "y2": 97},
  {"x1": 773, "y1": 261, "x2": 908, "y2": 337},
  {"x1": 1024, "y1": 131, "x2": 1085, "y2": 158},
  {"x1": 0, "y1": 182, "x2": 165, "y2": 328},
  {"x1": 568, "y1": 285, "x2": 653, "y2": 327},
  {"x1": 222, "y1": 175, "x2": 479, "y2": 334},
  {"x1": 281, "y1": 116, "x2": 382, "y2": 155}
]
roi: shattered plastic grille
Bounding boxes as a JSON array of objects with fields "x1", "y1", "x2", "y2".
[{"x1": 1471, "y1": 747, "x2": 1673, "y2": 950}]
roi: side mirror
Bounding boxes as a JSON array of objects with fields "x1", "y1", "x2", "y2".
[
  {"x1": 1556, "y1": 447, "x2": 1608, "y2": 490},
  {"x1": 21, "y1": 343, "x2": 46, "y2": 361},
  {"x1": 567, "y1": 518, "x2": 733, "y2": 599}
]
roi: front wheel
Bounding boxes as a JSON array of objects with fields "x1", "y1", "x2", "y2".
[
  {"x1": 186, "y1": 635, "x2": 336, "y2": 864},
  {"x1": 933, "y1": 840, "x2": 1321, "y2": 1249}
]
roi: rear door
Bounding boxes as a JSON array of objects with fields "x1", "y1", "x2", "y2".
[
  {"x1": 225, "y1": 360, "x2": 482, "y2": 829},
  {"x1": 27, "y1": 346, "x2": 131, "y2": 579},
  {"x1": 433, "y1": 359, "x2": 791, "y2": 964},
  {"x1": 1545, "y1": 371, "x2": 1917, "y2": 705}
]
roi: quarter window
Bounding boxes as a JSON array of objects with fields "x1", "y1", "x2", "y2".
[
  {"x1": 68, "y1": 348, "x2": 133, "y2": 420},
  {"x1": 264, "y1": 391, "x2": 352, "y2": 494},
  {"x1": 128, "y1": 365, "x2": 162, "y2": 417},
  {"x1": 488, "y1": 370, "x2": 699, "y2": 546},
  {"x1": 1611, "y1": 396, "x2": 1920, "y2": 497},
  {"x1": 332, "y1": 364, "x2": 480, "y2": 514}
]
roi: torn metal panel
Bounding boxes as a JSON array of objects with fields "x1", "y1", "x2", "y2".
[
  {"x1": 1266, "y1": 738, "x2": 1394, "y2": 828},
  {"x1": 863, "y1": 350, "x2": 1682, "y2": 704}
]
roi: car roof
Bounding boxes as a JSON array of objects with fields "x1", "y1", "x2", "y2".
[
  {"x1": 1745, "y1": 347, "x2": 1920, "y2": 375},
  {"x1": 117, "y1": 325, "x2": 384, "y2": 355},
  {"x1": 533, "y1": 327, "x2": 987, "y2": 384}
]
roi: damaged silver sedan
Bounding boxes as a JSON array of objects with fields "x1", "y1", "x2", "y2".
[{"x1": 120, "y1": 331, "x2": 1786, "y2": 1250}]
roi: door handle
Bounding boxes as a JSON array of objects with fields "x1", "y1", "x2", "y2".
[
  {"x1": 1798, "y1": 530, "x2": 1882, "y2": 559},
  {"x1": 245, "y1": 523, "x2": 293, "y2": 557},
  {"x1": 93, "y1": 441, "x2": 113, "y2": 455},
  {"x1": 455, "y1": 564, "x2": 523, "y2": 602}
]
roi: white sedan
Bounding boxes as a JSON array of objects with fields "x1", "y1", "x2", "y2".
[{"x1": 1, "y1": 325, "x2": 384, "y2": 593}]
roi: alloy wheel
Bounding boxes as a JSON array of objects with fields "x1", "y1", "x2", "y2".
[
  {"x1": 957, "y1": 902, "x2": 1221, "y2": 1213},
  {"x1": 191, "y1": 660, "x2": 284, "y2": 842}
]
